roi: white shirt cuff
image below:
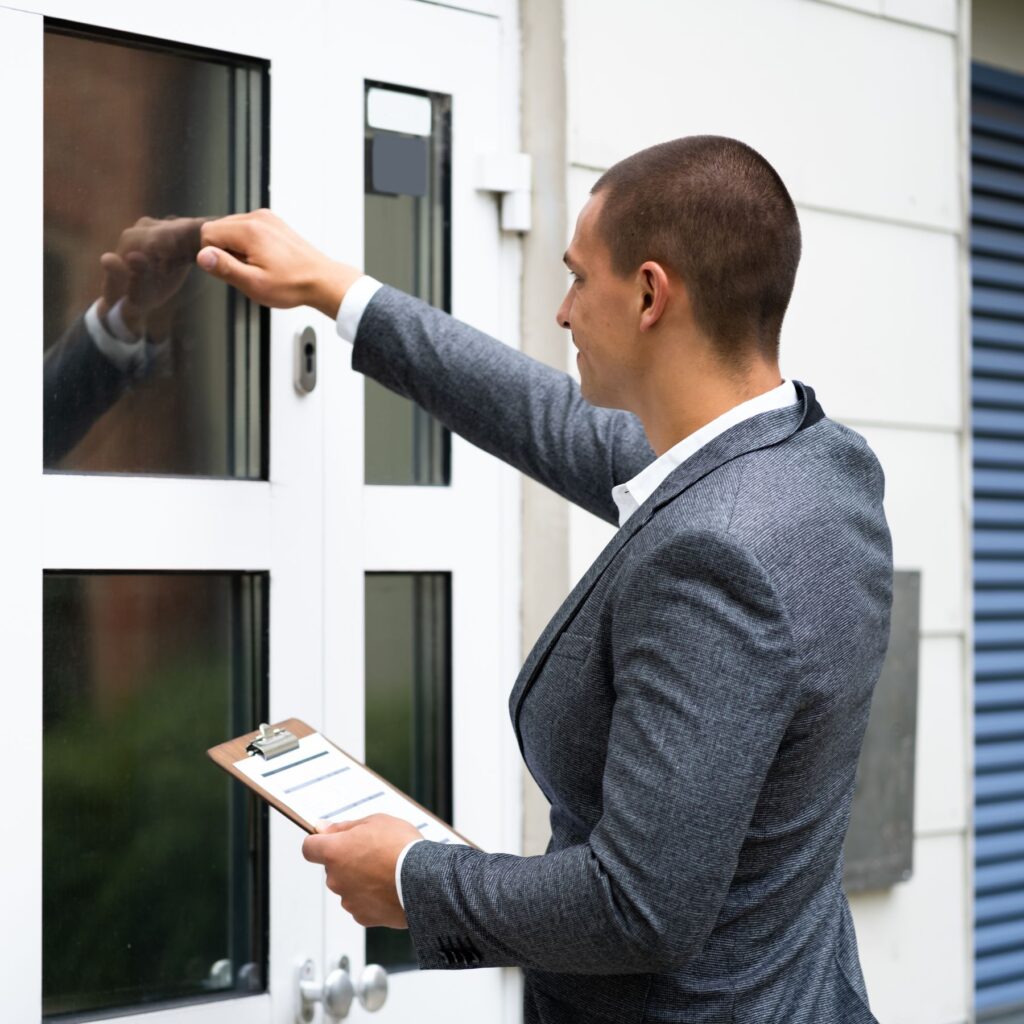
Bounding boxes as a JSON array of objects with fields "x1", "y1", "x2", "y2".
[
  {"x1": 83, "y1": 298, "x2": 149, "y2": 376},
  {"x1": 394, "y1": 838, "x2": 423, "y2": 911},
  {"x1": 335, "y1": 275, "x2": 383, "y2": 344}
]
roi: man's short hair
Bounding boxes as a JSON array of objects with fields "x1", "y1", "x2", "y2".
[{"x1": 592, "y1": 136, "x2": 801, "y2": 359}]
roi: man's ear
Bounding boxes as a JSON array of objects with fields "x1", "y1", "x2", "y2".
[{"x1": 638, "y1": 261, "x2": 670, "y2": 330}]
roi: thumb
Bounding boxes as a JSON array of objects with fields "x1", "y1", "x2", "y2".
[{"x1": 196, "y1": 245, "x2": 262, "y2": 296}]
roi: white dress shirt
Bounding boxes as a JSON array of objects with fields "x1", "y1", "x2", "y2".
[
  {"x1": 83, "y1": 298, "x2": 158, "y2": 377},
  {"x1": 334, "y1": 276, "x2": 798, "y2": 908}
]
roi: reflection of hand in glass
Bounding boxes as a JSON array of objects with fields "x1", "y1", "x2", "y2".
[
  {"x1": 98, "y1": 216, "x2": 208, "y2": 336},
  {"x1": 44, "y1": 215, "x2": 209, "y2": 466}
]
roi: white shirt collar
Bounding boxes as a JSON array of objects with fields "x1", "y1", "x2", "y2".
[{"x1": 611, "y1": 380, "x2": 799, "y2": 526}]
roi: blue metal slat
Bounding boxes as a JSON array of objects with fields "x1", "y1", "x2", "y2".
[
  {"x1": 974, "y1": 470, "x2": 1024, "y2": 498},
  {"x1": 977, "y1": 681, "x2": 1024, "y2": 710},
  {"x1": 973, "y1": 224, "x2": 1024, "y2": 263},
  {"x1": 976, "y1": 854, "x2": 1024, "y2": 889},
  {"x1": 973, "y1": 284, "x2": 1024, "y2": 319},
  {"x1": 973, "y1": 65, "x2": 1024, "y2": 1019},
  {"x1": 975, "y1": 502, "x2": 1024, "y2": 529},
  {"x1": 976, "y1": 618, "x2": 1024, "y2": 645},
  {"x1": 973, "y1": 256, "x2": 1024, "y2": 290},
  {"x1": 977, "y1": 770, "x2": 1024, "y2": 802},
  {"x1": 972, "y1": 315, "x2": 1024, "y2": 350},
  {"x1": 973, "y1": 163, "x2": 1024, "y2": 203},
  {"x1": 973, "y1": 133, "x2": 1024, "y2": 173},
  {"x1": 978, "y1": 889, "x2": 1024, "y2": 925},
  {"x1": 976, "y1": 740, "x2": 1024, "y2": 772},
  {"x1": 974, "y1": 437, "x2": 1024, "y2": 465},
  {"x1": 976, "y1": 828, "x2": 1024, "y2": 862},
  {"x1": 976, "y1": 918, "x2": 1024, "y2": 956},
  {"x1": 974, "y1": 194, "x2": 1024, "y2": 233}
]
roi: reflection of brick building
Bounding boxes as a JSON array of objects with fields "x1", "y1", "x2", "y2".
[
  {"x1": 43, "y1": 28, "x2": 257, "y2": 478},
  {"x1": 43, "y1": 30, "x2": 262, "y2": 708}
]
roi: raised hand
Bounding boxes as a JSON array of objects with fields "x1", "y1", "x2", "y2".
[{"x1": 196, "y1": 209, "x2": 362, "y2": 318}]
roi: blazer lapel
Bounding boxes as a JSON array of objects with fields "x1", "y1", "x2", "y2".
[{"x1": 509, "y1": 381, "x2": 825, "y2": 743}]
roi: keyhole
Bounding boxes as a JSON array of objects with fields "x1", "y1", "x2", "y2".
[{"x1": 304, "y1": 342, "x2": 315, "y2": 374}]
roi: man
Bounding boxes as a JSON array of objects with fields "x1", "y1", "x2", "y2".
[{"x1": 197, "y1": 136, "x2": 892, "y2": 1023}]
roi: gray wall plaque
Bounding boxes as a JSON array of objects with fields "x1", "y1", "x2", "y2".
[{"x1": 843, "y1": 570, "x2": 921, "y2": 893}]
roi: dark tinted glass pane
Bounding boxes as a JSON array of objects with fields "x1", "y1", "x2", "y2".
[
  {"x1": 43, "y1": 572, "x2": 267, "y2": 1017},
  {"x1": 364, "y1": 573, "x2": 451, "y2": 969},
  {"x1": 364, "y1": 84, "x2": 450, "y2": 485},
  {"x1": 43, "y1": 26, "x2": 267, "y2": 477}
]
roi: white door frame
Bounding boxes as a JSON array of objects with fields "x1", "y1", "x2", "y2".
[{"x1": 0, "y1": 1, "x2": 523, "y2": 1022}]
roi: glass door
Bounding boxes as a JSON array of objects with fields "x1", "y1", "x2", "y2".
[
  {"x1": 322, "y1": 3, "x2": 521, "y2": 1021},
  {"x1": 1, "y1": 1, "x2": 519, "y2": 1022},
  {"x1": 1, "y1": 2, "x2": 338, "y2": 1021}
]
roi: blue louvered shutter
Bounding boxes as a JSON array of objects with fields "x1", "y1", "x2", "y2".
[{"x1": 973, "y1": 61, "x2": 1024, "y2": 1019}]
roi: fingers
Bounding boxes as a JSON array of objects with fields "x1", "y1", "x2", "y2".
[
  {"x1": 196, "y1": 246, "x2": 266, "y2": 300},
  {"x1": 318, "y1": 818, "x2": 366, "y2": 835}
]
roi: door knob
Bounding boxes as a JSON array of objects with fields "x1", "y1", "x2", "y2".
[{"x1": 295, "y1": 956, "x2": 388, "y2": 1022}]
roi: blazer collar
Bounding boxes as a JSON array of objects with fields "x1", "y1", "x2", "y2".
[{"x1": 509, "y1": 381, "x2": 825, "y2": 743}]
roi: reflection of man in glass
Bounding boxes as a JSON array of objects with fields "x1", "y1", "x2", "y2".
[{"x1": 44, "y1": 216, "x2": 204, "y2": 464}]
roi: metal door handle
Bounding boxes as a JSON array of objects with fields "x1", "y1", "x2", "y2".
[{"x1": 295, "y1": 956, "x2": 388, "y2": 1022}]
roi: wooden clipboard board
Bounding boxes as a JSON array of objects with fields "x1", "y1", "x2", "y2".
[{"x1": 208, "y1": 717, "x2": 476, "y2": 848}]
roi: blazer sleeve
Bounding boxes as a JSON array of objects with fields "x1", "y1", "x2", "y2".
[
  {"x1": 352, "y1": 285, "x2": 655, "y2": 525},
  {"x1": 44, "y1": 316, "x2": 131, "y2": 465},
  {"x1": 398, "y1": 530, "x2": 803, "y2": 974}
]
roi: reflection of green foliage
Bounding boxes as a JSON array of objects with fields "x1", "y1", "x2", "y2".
[{"x1": 43, "y1": 655, "x2": 255, "y2": 1016}]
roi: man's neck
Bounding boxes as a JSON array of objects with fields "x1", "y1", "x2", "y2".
[{"x1": 638, "y1": 363, "x2": 785, "y2": 456}]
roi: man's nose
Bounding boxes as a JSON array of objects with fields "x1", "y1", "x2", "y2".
[{"x1": 554, "y1": 291, "x2": 571, "y2": 330}]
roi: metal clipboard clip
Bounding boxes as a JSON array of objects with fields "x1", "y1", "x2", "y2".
[{"x1": 246, "y1": 722, "x2": 300, "y2": 760}]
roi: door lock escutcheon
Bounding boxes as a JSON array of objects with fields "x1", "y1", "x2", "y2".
[
  {"x1": 295, "y1": 956, "x2": 388, "y2": 1022},
  {"x1": 295, "y1": 326, "x2": 317, "y2": 394}
]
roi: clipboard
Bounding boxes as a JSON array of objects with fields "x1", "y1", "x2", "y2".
[{"x1": 208, "y1": 718, "x2": 475, "y2": 848}]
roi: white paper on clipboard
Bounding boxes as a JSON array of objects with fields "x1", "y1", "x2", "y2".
[{"x1": 233, "y1": 732, "x2": 464, "y2": 846}]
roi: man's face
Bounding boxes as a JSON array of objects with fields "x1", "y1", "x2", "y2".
[{"x1": 556, "y1": 193, "x2": 644, "y2": 410}]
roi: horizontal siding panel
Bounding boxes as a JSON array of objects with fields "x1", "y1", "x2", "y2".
[
  {"x1": 977, "y1": 681, "x2": 1024, "y2": 710},
  {"x1": 977, "y1": 976, "x2": 1024, "y2": 1013},
  {"x1": 976, "y1": 829, "x2": 1024, "y2": 863},
  {"x1": 976, "y1": 946, "x2": 1024, "y2": 986},
  {"x1": 976, "y1": 769, "x2": 1024, "y2": 802},
  {"x1": 975, "y1": 502, "x2": 1024, "y2": 529},
  {"x1": 978, "y1": 889, "x2": 1024, "y2": 924},
  {"x1": 973, "y1": 163, "x2": 1024, "y2": 202},
  {"x1": 973, "y1": 225, "x2": 1024, "y2": 263},
  {"x1": 974, "y1": 352, "x2": 1024, "y2": 387},
  {"x1": 976, "y1": 561, "x2": 1024, "y2": 586},
  {"x1": 973, "y1": 284, "x2": 1024, "y2": 319},
  {"x1": 972, "y1": 315, "x2": 1024, "y2": 350},
  {"x1": 977, "y1": 918, "x2": 1024, "y2": 956},
  {"x1": 975, "y1": 469, "x2": 1024, "y2": 497},
  {"x1": 975, "y1": 348, "x2": 1024, "y2": 381},
  {"x1": 975, "y1": 618, "x2": 1024, "y2": 645},
  {"x1": 973, "y1": 134, "x2": 1024, "y2": 172},
  {"x1": 974, "y1": 194, "x2": 1024, "y2": 233},
  {"x1": 975, "y1": 438, "x2": 1024, "y2": 465},
  {"x1": 976, "y1": 855, "x2": 1024, "y2": 890},
  {"x1": 974, "y1": 111, "x2": 1024, "y2": 146},
  {"x1": 976, "y1": 740, "x2": 1024, "y2": 772},
  {"x1": 974, "y1": 161, "x2": 1024, "y2": 203},
  {"x1": 975, "y1": 708, "x2": 1024, "y2": 738},
  {"x1": 977, "y1": 802, "x2": 1024, "y2": 835}
]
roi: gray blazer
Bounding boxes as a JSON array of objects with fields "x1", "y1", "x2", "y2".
[{"x1": 353, "y1": 286, "x2": 892, "y2": 1024}]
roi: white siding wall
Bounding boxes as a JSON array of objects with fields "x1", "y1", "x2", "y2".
[{"x1": 559, "y1": 1, "x2": 970, "y2": 1021}]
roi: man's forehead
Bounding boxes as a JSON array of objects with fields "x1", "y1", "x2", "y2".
[{"x1": 565, "y1": 193, "x2": 605, "y2": 266}]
